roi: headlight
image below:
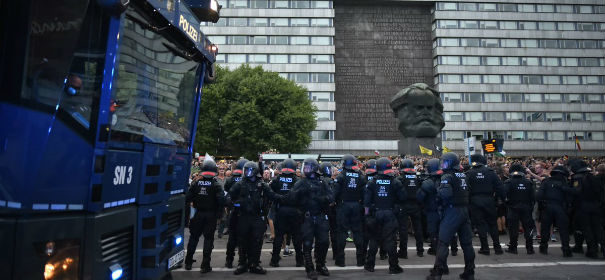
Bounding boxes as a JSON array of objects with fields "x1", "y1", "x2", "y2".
[
  {"x1": 175, "y1": 234, "x2": 183, "y2": 246},
  {"x1": 110, "y1": 263, "x2": 123, "y2": 280}
]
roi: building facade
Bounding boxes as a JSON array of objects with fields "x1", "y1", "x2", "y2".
[{"x1": 202, "y1": 0, "x2": 605, "y2": 156}]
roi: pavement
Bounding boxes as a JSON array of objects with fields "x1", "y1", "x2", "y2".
[{"x1": 171, "y1": 229, "x2": 605, "y2": 279}]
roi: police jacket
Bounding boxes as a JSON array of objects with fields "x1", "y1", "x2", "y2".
[
  {"x1": 417, "y1": 175, "x2": 441, "y2": 212},
  {"x1": 365, "y1": 172, "x2": 377, "y2": 184},
  {"x1": 364, "y1": 174, "x2": 406, "y2": 211},
  {"x1": 333, "y1": 169, "x2": 366, "y2": 203},
  {"x1": 465, "y1": 165, "x2": 504, "y2": 201},
  {"x1": 270, "y1": 174, "x2": 298, "y2": 208},
  {"x1": 230, "y1": 178, "x2": 280, "y2": 216},
  {"x1": 437, "y1": 170, "x2": 469, "y2": 208},
  {"x1": 186, "y1": 177, "x2": 225, "y2": 212},
  {"x1": 289, "y1": 177, "x2": 334, "y2": 216},
  {"x1": 398, "y1": 171, "x2": 421, "y2": 209},
  {"x1": 224, "y1": 174, "x2": 243, "y2": 193},
  {"x1": 503, "y1": 175, "x2": 535, "y2": 207},
  {"x1": 536, "y1": 175, "x2": 576, "y2": 206},
  {"x1": 571, "y1": 171, "x2": 590, "y2": 204},
  {"x1": 577, "y1": 173, "x2": 605, "y2": 212}
]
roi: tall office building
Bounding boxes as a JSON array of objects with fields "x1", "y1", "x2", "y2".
[{"x1": 202, "y1": 0, "x2": 605, "y2": 156}]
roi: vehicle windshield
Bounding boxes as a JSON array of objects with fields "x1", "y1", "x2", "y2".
[{"x1": 109, "y1": 7, "x2": 200, "y2": 148}]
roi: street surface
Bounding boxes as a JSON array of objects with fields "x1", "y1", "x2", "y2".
[{"x1": 172, "y1": 230, "x2": 605, "y2": 279}]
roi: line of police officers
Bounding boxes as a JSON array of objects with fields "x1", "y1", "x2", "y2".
[{"x1": 184, "y1": 153, "x2": 604, "y2": 280}]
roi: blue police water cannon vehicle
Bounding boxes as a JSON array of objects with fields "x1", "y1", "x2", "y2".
[{"x1": 0, "y1": 0, "x2": 220, "y2": 279}]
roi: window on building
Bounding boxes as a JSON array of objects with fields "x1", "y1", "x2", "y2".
[
  {"x1": 216, "y1": 54, "x2": 226, "y2": 63},
  {"x1": 442, "y1": 93, "x2": 462, "y2": 102},
  {"x1": 228, "y1": 17, "x2": 248, "y2": 26},
  {"x1": 539, "y1": 22, "x2": 557, "y2": 30},
  {"x1": 522, "y1": 75, "x2": 542, "y2": 84},
  {"x1": 290, "y1": 55, "x2": 309, "y2": 63},
  {"x1": 482, "y1": 39, "x2": 499, "y2": 47},
  {"x1": 311, "y1": 1, "x2": 331, "y2": 8},
  {"x1": 544, "y1": 94, "x2": 562, "y2": 103},
  {"x1": 463, "y1": 75, "x2": 481, "y2": 84},
  {"x1": 228, "y1": 36, "x2": 248, "y2": 44},
  {"x1": 311, "y1": 55, "x2": 332, "y2": 63},
  {"x1": 543, "y1": 75, "x2": 560, "y2": 84},
  {"x1": 505, "y1": 94, "x2": 523, "y2": 103},
  {"x1": 461, "y1": 38, "x2": 480, "y2": 47},
  {"x1": 484, "y1": 94, "x2": 502, "y2": 102},
  {"x1": 480, "y1": 21, "x2": 498, "y2": 29},
  {"x1": 290, "y1": 36, "x2": 309, "y2": 45},
  {"x1": 561, "y1": 57, "x2": 578, "y2": 66},
  {"x1": 578, "y1": 5, "x2": 593, "y2": 13},
  {"x1": 527, "y1": 131, "x2": 545, "y2": 140},
  {"x1": 249, "y1": 54, "x2": 267, "y2": 63},
  {"x1": 540, "y1": 39, "x2": 558, "y2": 48},
  {"x1": 520, "y1": 39, "x2": 538, "y2": 48},
  {"x1": 440, "y1": 74, "x2": 461, "y2": 83},
  {"x1": 579, "y1": 58, "x2": 600, "y2": 66},
  {"x1": 312, "y1": 73, "x2": 333, "y2": 83},
  {"x1": 465, "y1": 112, "x2": 483, "y2": 121},
  {"x1": 596, "y1": 6, "x2": 605, "y2": 14},
  {"x1": 311, "y1": 130, "x2": 334, "y2": 140},
  {"x1": 460, "y1": 20, "x2": 478, "y2": 29},
  {"x1": 521, "y1": 57, "x2": 539, "y2": 66},
  {"x1": 562, "y1": 76, "x2": 580, "y2": 85},
  {"x1": 250, "y1": 0, "x2": 268, "y2": 8},
  {"x1": 506, "y1": 112, "x2": 524, "y2": 121},
  {"x1": 464, "y1": 93, "x2": 482, "y2": 102},
  {"x1": 316, "y1": 111, "x2": 334, "y2": 121},
  {"x1": 588, "y1": 132, "x2": 605, "y2": 141},
  {"x1": 439, "y1": 38, "x2": 459, "y2": 46},
  {"x1": 501, "y1": 39, "x2": 518, "y2": 47},
  {"x1": 438, "y1": 20, "x2": 458, "y2": 29},
  {"x1": 499, "y1": 3, "x2": 517, "y2": 12},
  {"x1": 567, "y1": 113, "x2": 583, "y2": 121},
  {"x1": 508, "y1": 131, "x2": 525, "y2": 140},
  {"x1": 461, "y1": 56, "x2": 480, "y2": 65},
  {"x1": 547, "y1": 132, "x2": 565, "y2": 140},
  {"x1": 518, "y1": 4, "x2": 535, "y2": 12},
  {"x1": 250, "y1": 18, "x2": 269, "y2": 26},
  {"x1": 566, "y1": 94, "x2": 582, "y2": 103},
  {"x1": 485, "y1": 112, "x2": 505, "y2": 121},
  {"x1": 536, "y1": 4, "x2": 555, "y2": 13},
  {"x1": 586, "y1": 113, "x2": 604, "y2": 122},
  {"x1": 271, "y1": 0, "x2": 289, "y2": 8},
  {"x1": 291, "y1": 0, "x2": 310, "y2": 8},
  {"x1": 579, "y1": 40, "x2": 598, "y2": 48},
  {"x1": 546, "y1": 113, "x2": 565, "y2": 121},
  {"x1": 458, "y1": 3, "x2": 477, "y2": 11},
  {"x1": 311, "y1": 37, "x2": 332, "y2": 45},
  {"x1": 483, "y1": 75, "x2": 501, "y2": 83},
  {"x1": 584, "y1": 76, "x2": 602, "y2": 85},
  {"x1": 586, "y1": 94, "x2": 603, "y2": 103},
  {"x1": 441, "y1": 56, "x2": 460, "y2": 65},
  {"x1": 466, "y1": 131, "x2": 485, "y2": 140},
  {"x1": 568, "y1": 132, "x2": 585, "y2": 140},
  {"x1": 291, "y1": 18, "x2": 310, "y2": 27},
  {"x1": 487, "y1": 131, "x2": 506, "y2": 139},
  {"x1": 500, "y1": 21, "x2": 517, "y2": 29},
  {"x1": 502, "y1": 75, "x2": 521, "y2": 84},
  {"x1": 229, "y1": 0, "x2": 248, "y2": 8},
  {"x1": 502, "y1": 57, "x2": 520, "y2": 66},
  {"x1": 270, "y1": 54, "x2": 288, "y2": 63},
  {"x1": 290, "y1": 73, "x2": 309, "y2": 83},
  {"x1": 525, "y1": 94, "x2": 543, "y2": 102},
  {"x1": 556, "y1": 5, "x2": 573, "y2": 13},
  {"x1": 228, "y1": 54, "x2": 247, "y2": 63},
  {"x1": 437, "y1": 2, "x2": 457, "y2": 11},
  {"x1": 482, "y1": 56, "x2": 500, "y2": 65},
  {"x1": 444, "y1": 131, "x2": 465, "y2": 140},
  {"x1": 541, "y1": 57, "x2": 559, "y2": 66},
  {"x1": 311, "y1": 18, "x2": 332, "y2": 27},
  {"x1": 270, "y1": 18, "x2": 289, "y2": 26},
  {"x1": 478, "y1": 3, "x2": 497, "y2": 11},
  {"x1": 208, "y1": 35, "x2": 226, "y2": 45},
  {"x1": 561, "y1": 40, "x2": 577, "y2": 49},
  {"x1": 251, "y1": 36, "x2": 268, "y2": 44},
  {"x1": 557, "y1": 22, "x2": 575, "y2": 31},
  {"x1": 444, "y1": 112, "x2": 464, "y2": 121},
  {"x1": 578, "y1": 22, "x2": 595, "y2": 31},
  {"x1": 309, "y1": 92, "x2": 333, "y2": 102},
  {"x1": 519, "y1": 21, "x2": 537, "y2": 30}
]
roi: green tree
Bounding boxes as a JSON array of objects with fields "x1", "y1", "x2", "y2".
[{"x1": 194, "y1": 65, "x2": 316, "y2": 159}]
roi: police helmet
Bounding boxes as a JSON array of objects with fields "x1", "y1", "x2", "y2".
[
  {"x1": 400, "y1": 158, "x2": 415, "y2": 173},
  {"x1": 302, "y1": 158, "x2": 320, "y2": 178},
  {"x1": 440, "y1": 152, "x2": 460, "y2": 172},
  {"x1": 342, "y1": 154, "x2": 358, "y2": 170},
  {"x1": 376, "y1": 157, "x2": 394, "y2": 175},
  {"x1": 233, "y1": 158, "x2": 248, "y2": 175},
  {"x1": 509, "y1": 164, "x2": 525, "y2": 177},
  {"x1": 201, "y1": 158, "x2": 218, "y2": 179},
  {"x1": 550, "y1": 165, "x2": 570, "y2": 178},
  {"x1": 426, "y1": 158, "x2": 442, "y2": 176},
  {"x1": 281, "y1": 158, "x2": 297, "y2": 175},
  {"x1": 243, "y1": 161, "x2": 260, "y2": 179},
  {"x1": 569, "y1": 159, "x2": 590, "y2": 174},
  {"x1": 365, "y1": 159, "x2": 377, "y2": 175},
  {"x1": 319, "y1": 162, "x2": 333, "y2": 177},
  {"x1": 470, "y1": 154, "x2": 487, "y2": 167}
]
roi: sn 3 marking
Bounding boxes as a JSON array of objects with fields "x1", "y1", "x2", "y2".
[{"x1": 113, "y1": 166, "x2": 133, "y2": 185}]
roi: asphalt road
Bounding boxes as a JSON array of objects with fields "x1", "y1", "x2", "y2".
[{"x1": 171, "y1": 229, "x2": 605, "y2": 279}]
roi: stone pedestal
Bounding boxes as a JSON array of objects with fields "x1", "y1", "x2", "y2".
[{"x1": 398, "y1": 137, "x2": 442, "y2": 156}]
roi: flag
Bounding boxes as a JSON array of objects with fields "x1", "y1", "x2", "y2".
[
  {"x1": 374, "y1": 150, "x2": 380, "y2": 156},
  {"x1": 419, "y1": 145, "x2": 433, "y2": 156},
  {"x1": 574, "y1": 133, "x2": 582, "y2": 151},
  {"x1": 442, "y1": 145, "x2": 451, "y2": 153}
]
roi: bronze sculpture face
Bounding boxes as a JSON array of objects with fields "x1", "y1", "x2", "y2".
[{"x1": 390, "y1": 83, "x2": 445, "y2": 138}]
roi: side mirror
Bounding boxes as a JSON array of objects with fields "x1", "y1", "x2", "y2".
[
  {"x1": 184, "y1": 0, "x2": 221, "y2": 23},
  {"x1": 96, "y1": 0, "x2": 130, "y2": 15}
]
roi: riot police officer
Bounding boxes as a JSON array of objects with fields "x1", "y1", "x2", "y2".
[
  {"x1": 319, "y1": 162, "x2": 337, "y2": 260},
  {"x1": 427, "y1": 152, "x2": 475, "y2": 280},
  {"x1": 289, "y1": 158, "x2": 334, "y2": 280},
  {"x1": 230, "y1": 161, "x2": 282, "y2": 275},
  {"x1": 569, "y1": 159, "x2": 590, "y2": 254},
  {"x1": 333, "y1": 154, "x2": 367, "y2": 266},
  {"x1": 269, "y1": 158, "x2": 303, "y2": 267},
  {"x1": 537, "y1": 165, "x2": 576, "y2": 257},
  {"x1": 185, "y1": 157, "x2": 225, "y2": 272},
  {"x1": 397, "y1": 158, "x2": 424, "y2": 258},
  {"x1": 362, "y1": 160, "x2": 383, "y2": 260},
  {"x1": 363, "y1": 157, "x2": 405, "y2": 274},
  {"x1": 503, "y1": 164, "x2": 536, "y2": 255},
  {"x1": 224, "y1": 158, "x2": 248, "y2": 268},
  {"x1": 572, "y1": 160, "x2": 605, "y2": 258},
  {"x1": 417, "y1": 158, "x2": 442, "y2": 255},
  {"x1": 465, "y1": 154, "x2": 504, "y2": 255}
]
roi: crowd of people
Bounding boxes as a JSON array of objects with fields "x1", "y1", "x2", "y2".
[{"x1": 184, "y1": 153, "x2": 605, "y2": 280}]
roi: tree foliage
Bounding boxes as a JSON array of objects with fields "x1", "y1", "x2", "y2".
[{"x1": 194, "y1": 65, "x2": 317, "y2": 159}]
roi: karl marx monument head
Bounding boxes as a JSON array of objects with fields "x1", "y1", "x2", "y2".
[{"x1": 390, "y1": 83, "x2": 445, "y2": 138}]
